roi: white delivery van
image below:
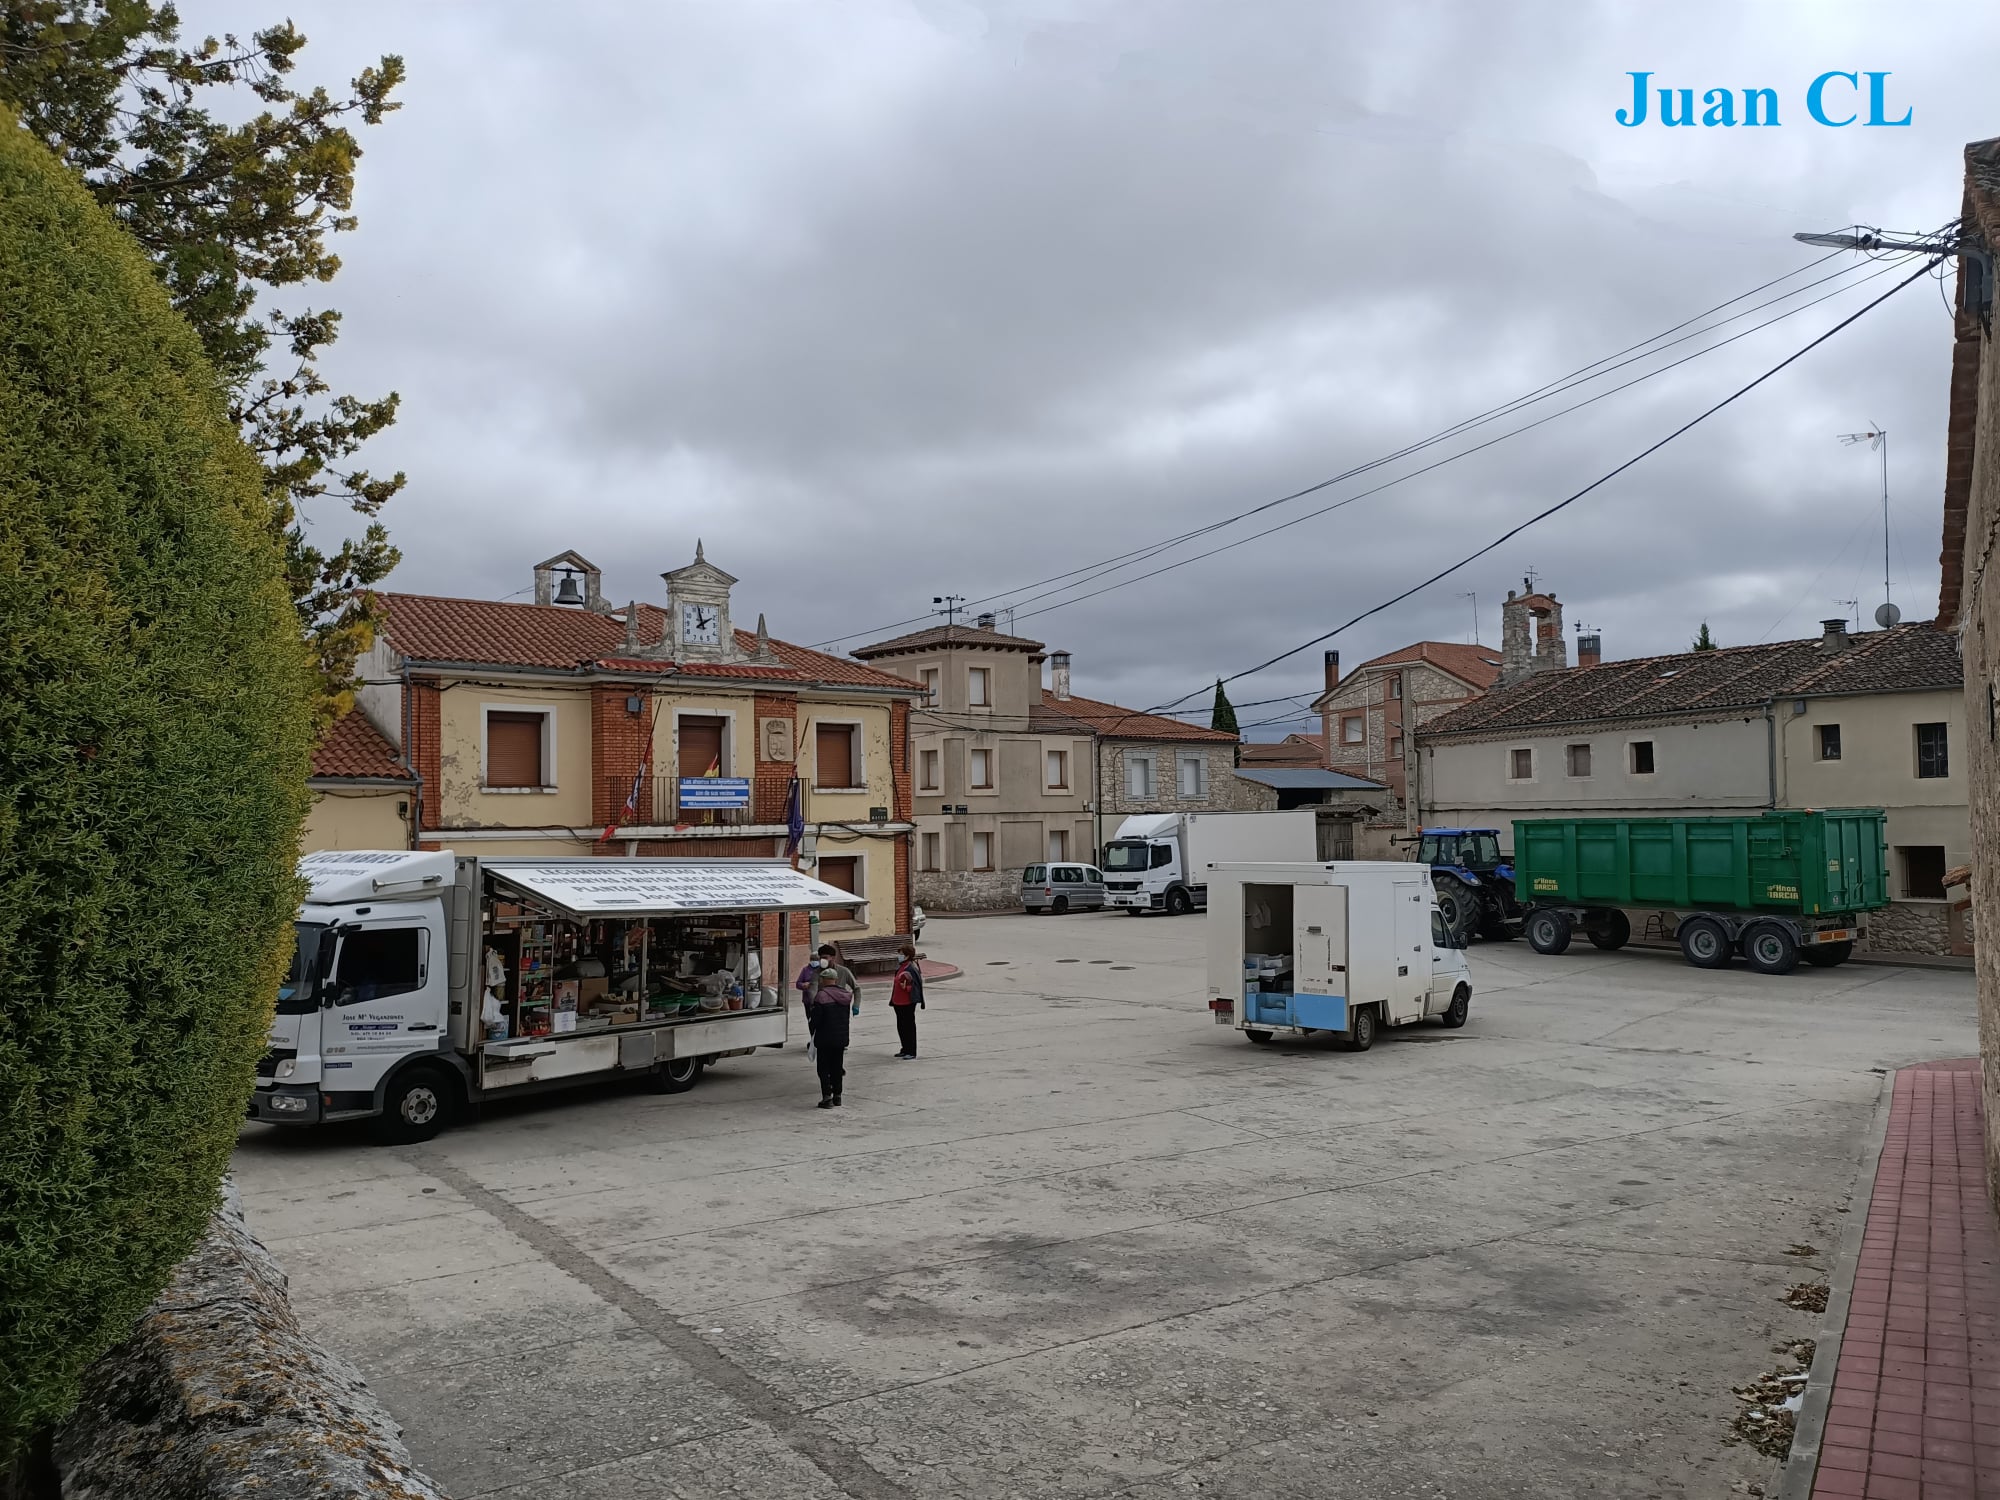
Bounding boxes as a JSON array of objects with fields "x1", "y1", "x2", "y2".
[
  {"x1": 252, "y1": 850, "x2": 857, "y2": 1142},
  {"x1": 1102, "y1": 809, "x2": 1318, "y2": 915},
  {"x1": 1203, "y1": 861, "x2": 1474, "y2": 1050}
]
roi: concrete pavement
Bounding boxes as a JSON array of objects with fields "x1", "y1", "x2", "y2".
[{"x1": 233, "y1": 911, "x2": 1980, "y2": 1499}]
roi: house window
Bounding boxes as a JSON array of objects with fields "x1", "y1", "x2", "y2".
[
  {"x1": 968, "y1": 667, "x2": 991, "y2": 707},
  {"x1": 485, "y1": 710, "x2": 549, "y2": 789},
  {"x1": 1048, "y1": 829, "x2": 1069, "y2": 861},
  {"x1": 814, "y1": 723, "x2": 860, "y2": 790},
  {"x1": 922, "y1": 667, "x2": 940, "y2": 703},
  {"x1": 1388, "y1": 735, "x2": 1403, "y2": 760},
  {"x1": 1046, "y1": 749, "x2": 1069, "y2": 790},
  {"x1": 1915, "y1": 723, "x2": 1949, "y2": 779},
  {"x1": 1817, "y1": 724, "x2": 1842, "y2": 761},
  {"x1": 1630, "y1": 741, "x2": 1655, "y2": 775},
  {"x1": 1388, "y1": 674, "x2": 1402, "y2": 700},
  {"x1": 816, "y1": 855, "x2": 861, "y2": 920},
  {"x1": 1509, "y1": 747, "x2": 1534, "y2": 781},
  {"x1": 1898, "y1": 845, "x2": 1947, "y2": 900},
  {"x1": 1566, "y1": 743, "x2": 1591, "y2": 778},
  {"x1": 1341, "y1": 715, "x2": 1364, "y2": 745},
  {"x1": 1177, "y1": 754, "x2": 1207, "y2": 798},
  {"x1": 921, "y1": 832, "x2": 941, "y2": 871},
  {"x1": 1126, "y1": 754, "x2": 1156, "y2": 798},
  {"x1": 969, "y1": 748, "x2": 994, "y2": 789},
  {"x1": 971, "y1": 831, "x2": 993, "y2": 871},
  {"x1": 920, "y1": 748, "x2": 940, "y2": 791}
]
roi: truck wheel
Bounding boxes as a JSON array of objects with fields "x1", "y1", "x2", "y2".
[
  {"x1": 1802, "y1": 940, "x2": 1854, "y2": 968},
  {"x1": 1742, "y1": 921, "x2": 1800, "y2": 975},
  {"x1": 1432, "y1": 876, "x2": 1477, "y2": 945},
  {"x1": 1244, "y1": 1029, "x2": 1273, "y2": 1045},
  {"x1": 1051, "y1": 895, "x2": 1069, "y2": 915},
  {"x1": 1165, "y1": 888, "x2": 1192, "y2": 916},
  {"x1": 1587, "y1": 911, "x2": 1631, "y2": 951},
  {"x1": 1677, "y1": 916, "x2": 1733, "y2": 969},
  {"x1": 1439, "y1": 985, "x2": 1470, "y2": 1029},
  {"x1": 1525, "y1": 909, "x2": 1572, "y2": 955},
  {"x1": 373, "y1": 1067, "x2": 458, "y2": 1145},
  {"x1": 1125, "y1": 907, "x2": 1146, "y2": 917},
  {"x1": 1343, "y1": 1006, "x2": 1378, "y2": 1052},
  {"x1": 651, "y1": 1055, "x2": 702, "y2": 1094}
]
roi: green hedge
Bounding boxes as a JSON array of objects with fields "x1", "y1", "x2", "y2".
[{"x1": 0, "y1": 116, "x2": 315, "y2": 1457}]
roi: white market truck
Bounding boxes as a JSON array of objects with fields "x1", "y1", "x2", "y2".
[
  {"x1": 250, "y1": 850, "x2": 857, "y2": 1143},
  {"x1": 1204, "y1": 861, "x2": 1475, "y2": 1050},
  {"x1": 1102, "y1": 809, "x2": 1318, "y2": 915}
]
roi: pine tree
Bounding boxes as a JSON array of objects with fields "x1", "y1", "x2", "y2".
[
  {"x1": 1692, "y1": 622, "x2": 1718, "y2": 651},
  {"x1": 1211, "y1": 679, "x2": 1239, "y2": 735}
]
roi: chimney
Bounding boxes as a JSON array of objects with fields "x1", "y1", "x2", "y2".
[
  {"x1": 975, "y1": 611, "x2": 996, "y2": 631},
  {"x1": 1577, "y1": 632, "x2": 1601, "y2": 669},
  {"x1": 1324, "y1": 650, "x2": 1341, "y2": 693},
  {"x1": 1051, "y1": 650, "x2": 1072, "y2": 702},
  {"x1": 1819, "y1": 617, "x2": 1851, "y2": 654}
]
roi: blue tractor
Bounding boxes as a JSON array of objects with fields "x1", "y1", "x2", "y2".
[{"x1": 1415, "y1": 827, "x2": 1523, "y2": 945}]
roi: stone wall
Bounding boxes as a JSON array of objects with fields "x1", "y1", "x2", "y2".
[
  {"x1": 1098, "y1": 742, "x2": 1250, "y2": 818},
  {"x1": 916, "y1": 868, "x2": 1020, "y2": 912},
  {"x1": 1858, "y1": 900, "x2": 1953, "y2": 958},
  {"x1": 55, "y1": 1182, "x2": 443, "y2": 1500}
]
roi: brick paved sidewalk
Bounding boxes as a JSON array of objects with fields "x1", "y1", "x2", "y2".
[{"x1": 1810, "y1": 1059, "x2": 2000, "y2": 1500}]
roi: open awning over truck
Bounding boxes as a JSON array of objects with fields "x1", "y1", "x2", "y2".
[{"x1": 483, "y1": 859, "x2": 858, "y2": 919}]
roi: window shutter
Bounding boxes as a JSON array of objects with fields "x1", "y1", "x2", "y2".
[
  {"x1": 815, "y1": 724, "x2": 857, "y2": 788},
  {"x1": 487, "y1": 713, "x2": 544, "y2": 788}
]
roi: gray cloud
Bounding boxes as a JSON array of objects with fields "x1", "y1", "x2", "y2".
[{"x1": 202, "y1": 0, "x2": 1995, "y2": 732}]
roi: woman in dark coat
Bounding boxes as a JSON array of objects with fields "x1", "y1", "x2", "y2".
[{"x1": 809, "y1": 967, "x2": 853, "y2": 1107}]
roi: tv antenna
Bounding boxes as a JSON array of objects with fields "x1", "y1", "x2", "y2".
[
  {"x1": 1837, "y1": 426, "x2": 1898, "y2": 627},
  {"x1": 1460, "y1": 591, "x2": 1479, "y2": 645},
  {"x1": 1836, "y1": 597, "x2": 1860, "y2": 632},
  {"x1": 932, "y1": 594, "x2": 966, "y2": 626}
]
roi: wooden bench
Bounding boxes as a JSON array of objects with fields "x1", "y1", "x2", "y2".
[{"x1": 827, "y1": 934, "x2": 915, "y2": 977}]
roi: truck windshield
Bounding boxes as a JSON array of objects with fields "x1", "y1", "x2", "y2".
[
  {"x1": 1102, "y1": 841, "x2": 1152, "y2": 872},
  {"x1": 276, "y1": 922, "x2": 328, "y2": 1015}
]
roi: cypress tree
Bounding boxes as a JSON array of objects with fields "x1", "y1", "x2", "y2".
[{"x1": 1211, "y1": 679, "x2": 1240, "y2": 735}]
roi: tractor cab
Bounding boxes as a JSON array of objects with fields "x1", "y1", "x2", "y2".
[
  {"x1": 1416, "y1": 828, "x2": 1507, "y2": 878},
  {"x1": 1415, "y1": 828, "x2": 1521, "y2": 944}
]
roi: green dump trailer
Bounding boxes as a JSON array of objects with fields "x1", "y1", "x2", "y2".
[{"x1": 1511, "y1": 810, "x2": 1889, "y2": 974}]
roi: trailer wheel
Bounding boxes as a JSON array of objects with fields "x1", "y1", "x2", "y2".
[
  {"x1": 1525, "y1": 909, "x2": 1572, "y2": 955},
  {"x1": 1244, "y1": 1029, "x2": 1273, "y2": 1045},
  {"x1": 1439, "y1": 985, "x2": 1470, "y2": 1029},
  {"x1": 1165, "y1": 888, "x2": 1192, "y2": 916},
  {"x1": 1051, "y1": 895, "x2": 1069, "y2": 915},
  {"x1": 650, "y1": 1055, "x2": 703, "y2": 1094},
  {"x1": 1587, "y1": 910, "x2": 1631, "y2": 951},
  {"x1": 1802, "y1": 940, "x2": 1854, "y2": 968},
  {"x1": 372, "y1": 1066, "x2": 458, "y2": 1145},
  {"x1": 1677, "y1": 916, "x2": 1733, "y2": 970},
  {"x1": 1742, "y1": 921, "x2": 1800, "y2": 975}
]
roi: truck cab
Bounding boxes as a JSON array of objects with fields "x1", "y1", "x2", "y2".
[{"x1": 1102, "y1": 821, "x2": 1183, "y2": 913}]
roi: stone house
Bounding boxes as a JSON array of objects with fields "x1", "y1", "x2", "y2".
[
  {"x1": 1936, "y1": 133, "x2": 1999, "y2": 1199},
  {"x1": 1311, "y1": 639, "x2": 1503, "y2": 804},
  {"x1": 1413, "y1": 617, "x2": 1969, "y2": 955},
  {"x1": 322, "y1": 547, "x2": 924, "y2": 942}
]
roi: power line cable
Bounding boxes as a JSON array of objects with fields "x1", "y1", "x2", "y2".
[{"x1": 1142, "y1": 256, "x2": 1939, "y2": 716}]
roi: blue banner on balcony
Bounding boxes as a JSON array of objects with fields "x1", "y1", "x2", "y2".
[{"x1": 678, "y1": 776, "x2": 751, "y2": 808}]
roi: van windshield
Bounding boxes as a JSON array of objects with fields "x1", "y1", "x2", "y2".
[
  {"x1": 276, "y1": 922, "x2": 328, "y2": 1015},
  {"x1": 1102, "y1": 841, "x2": 1152, "y2": 872}
]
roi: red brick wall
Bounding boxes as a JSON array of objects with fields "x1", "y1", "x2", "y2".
[
  {"x1": 634, "y1": 837, "x2": 778, "y2": 858},
  {"x1": 894, "y1": 833, "x2": 912, "y2": 936},
  {"x1": 592, "y1": 684, "x2": 653, "y2": 826},
  {"x1": 890, "y1": 699, "x2": 911, "y2": 821},
  {"x1": 753, "y1": 692, "x2": 798, "y2": 824},
  {"x1": 410, "y1": 677, "x2": 442, "y2": 830}
]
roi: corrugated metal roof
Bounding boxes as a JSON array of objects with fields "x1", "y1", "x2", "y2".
[{"x1": 1234, "y1": 768, "x2": 1387, "y2": 790}]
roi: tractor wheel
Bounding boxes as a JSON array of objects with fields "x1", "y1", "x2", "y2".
[{"x1": 1432, "y1": 876, "x2": 1477, "y2": 945}]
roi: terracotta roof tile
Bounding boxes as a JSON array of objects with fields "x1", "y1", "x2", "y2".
[
  {"x1": 375, "y1": 593, "x2": 918, "y2": 693},
  {"x1": 1031, "y1": 690, "x2": 1238, "y2": 742},
  {"x1": 311, "y1": 711, "x2": 411, "y2": 781},
  {"x1": 851, "y1": 623, "x2": 1046, "y2": 658},
  {"x1": 1333, "y1": 641, "x2": 1502, "y2": 692},
  {"x1": 1419, "y1": 622, "x2": 1960, "y2": 738},
  {"x1": 1241, "y1": 737, "x2": 1326, "y2": 766}
]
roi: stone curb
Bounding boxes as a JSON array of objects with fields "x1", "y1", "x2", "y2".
[{"x1": 1773, "y1": 1073, "x2": 1894, "y2": 1500}]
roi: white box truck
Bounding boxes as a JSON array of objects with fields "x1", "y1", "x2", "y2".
[
  {"x1": 250, "y1": 850, "x2": 856, "y2": 1142},
  {"x1": 1102, "y1": 809, "x2": 1318, "y2": 916},
  {"x1": 1204, "y1": 861, "x2": 1474, "y2": 1050}
]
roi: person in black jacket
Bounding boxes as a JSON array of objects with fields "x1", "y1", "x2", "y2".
[{"x1": 809, "y1": 967, "x2": 852, "y2": 1107}]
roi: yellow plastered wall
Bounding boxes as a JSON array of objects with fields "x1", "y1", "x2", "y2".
[
  {"x1": 436, "y1": 683, "x2": 593, "y2": 829},
  {"x1": 301, "y1": 787, "x2": 410, "y2": 852},
  {"x1": 799, "y1": 700, "x2": 894, "y2": 825},
  {"x1": 648, "y1": 691, "x2": 759, "y2": 779}
]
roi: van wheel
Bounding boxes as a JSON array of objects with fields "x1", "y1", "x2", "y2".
[
  {"x1": 1587, "y1": 911, "x2": 1631, "y2": 951},
  {"x1": 1244, "y1": 1029, "x2": 1273, "y2": 1044},
  {"x1": 1343, "y1": 1007, "x2": 1378, "y2": 1052},
  {"x1": 1678, "y1": 916, "x2": 1733, "y2": 970},
  {"x1": 1742, "y1": 921, "x2": 1800, "y2": 975},
  {"x1": 1051, "y1": 895, "x2": 1069, "y2": 915},
  {"x1": 1165, "y1": 888, "x2": 1192, "y2": 916},
  {"x1": 1526, "y1": 909, "x2": 1572, "y2": 955},
  {"x1": 651, "y1": 1055, "x2": 702, "y2": 1094},
  {"x1": 373, "y1": 1067, "x2": 457, "y2": 1145},
  {"x1": 1440, "y1": 985, "x2": 1470, "y2": 1029},
  {"x1": 1802, "y1": 940, "x2": 1853, "y2": 968}
]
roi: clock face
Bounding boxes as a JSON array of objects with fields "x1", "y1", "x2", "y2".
[{"x1": 681, "y1": 603, "x2": 720, "y2": 645}]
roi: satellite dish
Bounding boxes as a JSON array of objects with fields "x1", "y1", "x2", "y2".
[{"x1": 1875, "y1": 601, "x2": 1902, "y2": 628}]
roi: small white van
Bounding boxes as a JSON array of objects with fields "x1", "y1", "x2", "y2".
[{"x1": 1021, "y1": 862, "x2": 1108, "y2": 914}]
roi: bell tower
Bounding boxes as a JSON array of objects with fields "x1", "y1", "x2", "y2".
[{"x1": 532, "y1": 550, "x2": 610, "y2": 611}]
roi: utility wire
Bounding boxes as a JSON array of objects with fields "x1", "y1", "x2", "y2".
[
  {"x1": 809, "y1": 247, "x2": 1859, "y2": 649},
  {"x1": 1143, "y1": 256, "x2": 1939, "y2": 716}
]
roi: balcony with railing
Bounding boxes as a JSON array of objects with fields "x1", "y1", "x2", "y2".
[{"x1": 653, "y1": 775, "x2": 754, "y2": 828}]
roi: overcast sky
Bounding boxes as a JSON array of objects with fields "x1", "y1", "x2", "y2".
[{"x1": 194, "y1": 0, "x2": 1996, "y2": 735}]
